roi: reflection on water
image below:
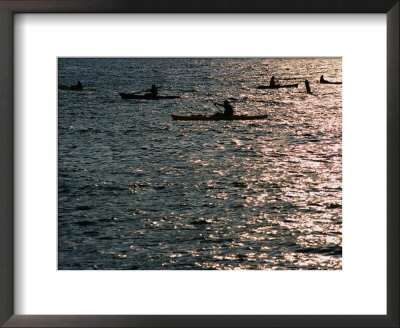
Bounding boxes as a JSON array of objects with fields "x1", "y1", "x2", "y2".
[{"x1": 58, "y1": 58, "x2": 342, "y2": 270}]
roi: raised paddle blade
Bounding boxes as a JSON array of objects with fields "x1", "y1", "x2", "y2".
[
  {"x1": 130, "y1": 90, "x2": 148, "y2": 95},
  {"x1": 211, "y1": 101, "x2": 223, "y2": 112}
]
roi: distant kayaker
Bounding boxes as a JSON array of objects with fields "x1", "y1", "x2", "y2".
[
  {"x1": 319, "y1": 75, "x2": 342, "y2": 84},
  {"x1": 150, "y1": 84, "x2": 158, "y2": 97},
  {"x1": 305, "y1": 79, "x2": 312, "y2": 94},
  {"x1": 76, "y1": 81, "x2": 83, "y2": 89},
  {"x1": 214, "y1": 100, "x2": 234, "y2": 116},
  {"x1": 270, "y1": 76, "x2": 278, "y2": 87}
]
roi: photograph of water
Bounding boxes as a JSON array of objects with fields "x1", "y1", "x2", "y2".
[{"x1": 58, "y1": 58, "x2": 342, "y2": 270}]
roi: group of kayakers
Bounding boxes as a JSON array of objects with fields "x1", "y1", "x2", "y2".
[
  {"x1": 133, "y1": 74, "x2": 338, "y2": 116},
  {"x1": 268, "y1": 75, "x2": 339, "y2": 90},
  {"x1": 69, "y1": 73, "x2": 339, "y2": 117}
]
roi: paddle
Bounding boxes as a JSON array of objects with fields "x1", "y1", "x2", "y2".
[
  {"x1": 130, "y1": 90, "x2": 148, "y2": 95},
  {"x1": 210, "y1": 100, "x2": 223, "y2": 113},
  {"x1": 130, "y1": 86, "x2": 162, "y2": 95}
]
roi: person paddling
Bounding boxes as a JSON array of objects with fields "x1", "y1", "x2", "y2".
[
  {"x1": 270, "y1": 76, "x2": 278, "y2": 87},
  {"x1": 143, "y1": 84, "x2": 159, "y2": 98},
  {"x1": 75, "y1": 81, "x2": 84, "y2": 89},
  {"x1": 150, "y1": 84, "x2": 158, "y2": 97},
  {"x1": 213, "y1": 100, "x2": 234, "y2": 117},
  {"x1": 320, "y1": 75, "x2": 328, "y2": 83}
]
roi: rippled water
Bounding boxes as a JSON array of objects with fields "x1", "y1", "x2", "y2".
[{"x1": 58, "y1": 58, "x2": 342, "y2": 270}]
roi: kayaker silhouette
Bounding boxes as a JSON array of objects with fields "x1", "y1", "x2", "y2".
[
  {"x1": 305, "y1": 79, "x2": 312, "y2": 94},
  {"x1": 319, "y1": 75, "x2": 342, "y2": 84},
  {"x1": 213, "y1": 100, "x2": 234, "y2": 116},
  {"x1": 149, "y1": 84, "x2": 158, "y2": 97},
  {"x1": 270, "y1": 76, "x2": 277, "y2": 87},
  {"x1": 76, "y1": 81, "x2": 83, "y2": 88}
]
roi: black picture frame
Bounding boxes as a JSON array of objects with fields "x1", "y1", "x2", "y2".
[{"x1": 0, "y1": 1, "x2": 398, "y2": 327}]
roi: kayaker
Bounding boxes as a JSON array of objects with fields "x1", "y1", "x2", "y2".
[
  {"x1": 150, "y1": 84, "x2": 158, "y2": 97},
  {"x1": 270, "y1": 76, "x2": 277, "y2": 87},
  {"x1": 320, "y1": 75, "x2": 328, "y2": 83},
  {"x1": 305, "y1": 79, "x2": 312, "y2": 94},
  {"x1": 213, "y1": 100, "x2": 234, "y2": 116},
  {"x1": 76, "y1": 81, "x2": 83, "y2": 89}
]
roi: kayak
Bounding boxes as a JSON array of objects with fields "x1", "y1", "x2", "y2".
[
  {"x1": 171, "y1": 113, "x2": 268, "y2": 121},
  {"x1": 320, "y1": 81, "x2": 342, "y2": 84},
  {"x1": 119, "y1": 92, "x2": 180, "y2": 100},
  {"x1": 59, "y1": 84, "x2": 96, "y2": 91},
  {"x1": 257, "y1": 84, "x2": 298, "y2": 89}
]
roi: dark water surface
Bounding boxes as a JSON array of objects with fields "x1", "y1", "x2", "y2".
[{"x1": 58, "y1": 58, "x2": 342, "y2": 270}]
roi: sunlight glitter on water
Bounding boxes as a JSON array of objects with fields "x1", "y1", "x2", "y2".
[{"x1": 58, "y1": 58, "x2": 342, "y2": 270}]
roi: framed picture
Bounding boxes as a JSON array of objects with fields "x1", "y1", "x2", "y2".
[{"x1": 0, "y1": 0, "x2": 398, "y2": 327}]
